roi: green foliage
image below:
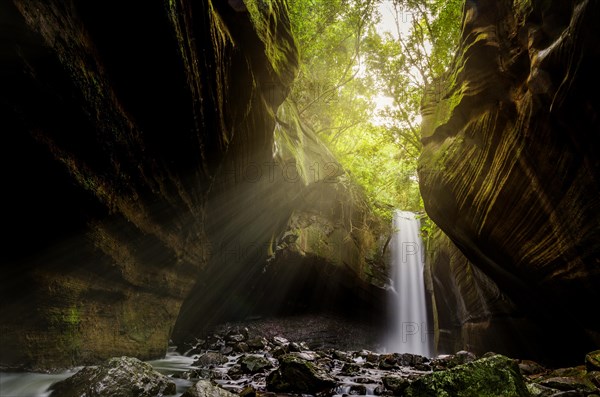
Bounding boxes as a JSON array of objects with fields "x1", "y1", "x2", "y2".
[{"x1": 286, "y1": 0, "x2": 462, "y2": 219}]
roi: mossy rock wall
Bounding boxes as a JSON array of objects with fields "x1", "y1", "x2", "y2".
[
  {"x1": 0, "y1": 0, "x2": 297, "y2": 369},
  {"x1": 419, "y1": 0, "x2": 600, "y2": 365}
]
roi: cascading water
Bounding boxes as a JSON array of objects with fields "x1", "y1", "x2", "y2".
[{"x1": 384, "y1": 210, "x2": 431, "y2": 356}]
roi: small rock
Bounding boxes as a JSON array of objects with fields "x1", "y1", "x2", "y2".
[
  {"x1": 354, "y1": 377, "x2": 376, "y2": 384},
  {"x1": 348, "y1": 384, "x2": 367, "y2": 394},
  {"x1": 182, "y1": 379, "x2": 237, "y2": 397},
  {"x1": 234, "y1": 342, "x2": 250, "y2": 353},
  {"x1": 247, "y1": 337, "x2": 268, "y2": 351},
  {"x1": 586, "y1": 351, "x2": 600, "y2": 372},
  {"x1": 299, "y1": 342, "x2": 310, "y2": 351},
  {"x1": 194, "y1": 351, "x2": 229, "y2": 367},
  {"x1": 226, "y1": 364, "x2": 244, "y2": 377},
  {"x1": 587, "y1": 371, "x2": 600, "y2": 388},
  {"x1": 220, "y1": 346, "x2": 234, "y2": 355},
  {"x1": 266, "y1": 354, "x2": 336, "y2": 394},
  {"x1": 550, "y1": 366, "x2": 587, "y2": 378},
  {"x1": 239, "y1": 386, "x2": 257, "y2": 397},
  {"x1": 538, "y1": 376, "x2": 596, "y2": 393},
  {"x1": 519, "y1": 359, "x2": 546, "y2": 376},
  {"x1": 271, "y1": 346, "x2": 288, "y2": 358},
  {"x1": 366, "y1": 352, "x2": 379, "y2": 363},
  {"x1": 49, "y1": 356, "x2": 176, "y2": 397},
  {"x1": 527, "y1": 382, "x2": 557, "y2": 397},
  {"x1": 239, "y1": 354, "x2": 273, "y2": 373},
  {"x1": 227, "y1": 334, "x2": 246, "y2": 344},
  {"x1": 382, "y1": 375, "x2": 410, "y2": 394},
  {"x1": 290, "y1": 351, "x2": 318, "y2": 361},
  {"x1": 288, "y1": 342, "x2": 302, "y2": 352},
  {"x1": 446, "y1": 350, "x2": 476, "y2": 368},
  {"x1": 340, "y1": 363, "x2": 361, "y2": 376},
  {"x1": 399, "y1": 353, "x2": 429, "y2": 367},
  {"x1": 378, "y1": 354, "x2": 399, "y2": 370},
  {"x1": 273, "y1": 336, "x2": 289, "y2": 346},
  {"x1": 332, "y1": 350, "x2": 351, "y2": 362}
]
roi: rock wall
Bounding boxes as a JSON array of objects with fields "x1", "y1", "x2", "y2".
[
  {"x1": 171, "y1": 99, "x2": 389, "y2": 343},
  {"x1": 419, "y1": 0, "x2": 600, "y2": 364},
  {"x1": 1, "y1": 0, "x2": 386, "y2": 369},
  {"x1": 0, "y1": 0, "x2": 297, "y2": 369}
]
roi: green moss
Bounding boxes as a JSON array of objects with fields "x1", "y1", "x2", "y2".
[
  {"x1": 405, "y1": 354, "x2": 530, "y2": 397},
  {"x1": 244, "y1": 0, "x2": 298, "y2": 79}
]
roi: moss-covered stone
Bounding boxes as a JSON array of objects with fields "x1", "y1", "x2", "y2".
[{"x1": 404, "y1": 354, "x2": 530, "y2": 397}]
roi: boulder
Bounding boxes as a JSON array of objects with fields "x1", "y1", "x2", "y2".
[
  {"x1": 49, "y1": 356, "x2": 175, "y2": 397},
  {"x1": 266, "y1": 354, "x2": 336, "y2": 394},
  {"x1": 404, "y1": 354, "x2": 529, "y2": 397},
  {"x1": 182, "y1": 380, "x2": 237, "y2": 397}
]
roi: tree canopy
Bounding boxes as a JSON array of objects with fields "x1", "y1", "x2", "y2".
[{"x1": 287, "y1": 0, "x2": 463, "y2": 221}]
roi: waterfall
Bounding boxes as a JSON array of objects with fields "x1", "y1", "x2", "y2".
[{"x1": 385, "y1": 210, "x2": 431, "y2": 356}]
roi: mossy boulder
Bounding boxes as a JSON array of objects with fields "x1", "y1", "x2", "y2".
[
  {"x1": 49, "y1": 356, "x2": 176, "y2": 397},
  {"x1": 266, "y1": 354, "x2": 336, "y2": 394},
  {"x1": 404, "y1": 354, "x2": 529, "y2": 397}
]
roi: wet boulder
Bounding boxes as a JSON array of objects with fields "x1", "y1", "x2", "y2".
[
  {"x1": 266, "y1": 354, "x2": 336, "y2": 394},
  {"x1": 49, "y1": 356, "x2": 176, "y2": 397}
]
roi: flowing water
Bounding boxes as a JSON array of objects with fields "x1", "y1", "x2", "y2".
[
  {"x1": 384, "y1": 210, "x2": 431, "y2": 356},
  {"x1": 0, "y1": 348, "x2": 194, "y2": 397}
]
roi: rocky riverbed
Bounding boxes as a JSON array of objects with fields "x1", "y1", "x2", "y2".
[{"x1": 41, "y1": 323, "x2": 600, "y2": 397}]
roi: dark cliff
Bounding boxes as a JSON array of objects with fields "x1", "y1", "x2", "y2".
[
  {"x1": 1, "y1": 0, "x2": 387, "y2": 370},
  {"x1": 419, "y1": 0, "x2": 600, "y2": 364},
  {"x1": 0, "y1": 0, "x2": 297, "y2": 369}
]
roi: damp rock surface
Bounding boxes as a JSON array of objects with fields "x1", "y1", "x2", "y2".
[{"x1": 49, "y1": 356, "x2": 176, "y2": 397}]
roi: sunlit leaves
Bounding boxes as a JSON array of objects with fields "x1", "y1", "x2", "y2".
[{"x1": 286, "y1": 0, "x2": 462, "y2": 216}]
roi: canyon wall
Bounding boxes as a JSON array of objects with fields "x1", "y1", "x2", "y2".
[
  {"x1": 419, "y1": 0, "x2": 600, "y2": 365},
  {"x1": 1, "y1": 0, "x2": 386, "y2": 369}
]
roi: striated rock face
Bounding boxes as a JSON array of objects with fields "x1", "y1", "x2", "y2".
[
  {"x1": 0, "y1": 0, "x2": 297, "y2": 369},
  {"x1": 419, "y1": 0, "x2": 600, "y2": 364}
]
